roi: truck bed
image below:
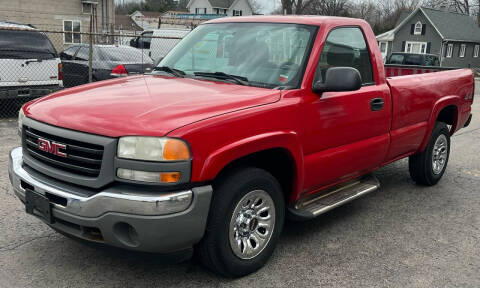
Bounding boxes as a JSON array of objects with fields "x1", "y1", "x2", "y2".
[
  {"x1": 385, "y1": 68, "x2": 474, "y2": 160},
  {"x1": 385, "y1": 64, "x2": 455, "y2": 77}
]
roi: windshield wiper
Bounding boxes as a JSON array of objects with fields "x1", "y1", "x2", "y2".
[
  {"x1": 153, "y1": 66, "x2": 185, "y2": 77},
  {"x1": 193, "y1": 71, "x2": 249, "y2": 86}
]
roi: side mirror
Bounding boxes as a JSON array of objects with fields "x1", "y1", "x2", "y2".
[
  {"x1": 130, "y1": 38, "x2": 138, "y2": 48},
  {"x1": 313, "y1": 67, "x2": 362, "y2": 94}
]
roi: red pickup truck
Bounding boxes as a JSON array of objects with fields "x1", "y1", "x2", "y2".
[{"x1": 9, "y1": 16, "x2": 474, "y2": 277}]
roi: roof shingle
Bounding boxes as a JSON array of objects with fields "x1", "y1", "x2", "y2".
[
  {"x1": 421, "y1": 7, "x2": 480, "y2": 42},
  {"x1": 208, "y1": 0, "x2": 235, "y2": 8},
  {"x1": 115, "y1": 15, "x2": 143, "y2": 31}
]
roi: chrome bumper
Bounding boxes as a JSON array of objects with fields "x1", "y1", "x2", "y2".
[
  {"x1": 8, "y1": 147, "x2": 213, "y2": 253},
  {"x1": 9, "y1": 147, "x2": 193, "y2": 217}
]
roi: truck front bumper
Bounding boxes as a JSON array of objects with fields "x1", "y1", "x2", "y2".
[
  {"x1": 0, "y1": 85, "x2": 62, "y2": 100},
  {"x1": 8, "y1": 147, "x2": 212, "y2": 253}
]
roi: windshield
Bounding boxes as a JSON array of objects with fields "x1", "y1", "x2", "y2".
[
  {"x1": 157, "y1": 23, "x2": 317, "y2": 89},
  {"x1": 0, "y1": 30, "x2": 57, "y2": 60}
]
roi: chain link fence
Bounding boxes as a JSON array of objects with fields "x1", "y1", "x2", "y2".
[{"x1": 0, "y1": 26, "x2": 185, "y2": 118}]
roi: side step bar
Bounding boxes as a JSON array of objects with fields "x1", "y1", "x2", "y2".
[{"x1": 288, "y1": 174, "x2": 380, "y2": 220}]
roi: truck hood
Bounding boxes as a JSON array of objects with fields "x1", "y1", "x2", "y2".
[{"x1": 24, "y1": 75, "x2": 281, "y2": 137}]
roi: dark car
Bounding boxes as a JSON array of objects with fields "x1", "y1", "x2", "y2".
[
  {"x1": 60, "y1": 44, "x2": 153, "y2": 87},
  {"x1": 386, "y1": 52, "x2": 440, "y2": 67}
]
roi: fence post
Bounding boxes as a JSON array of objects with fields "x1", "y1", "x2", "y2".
[{"x1": 88, "y1": 12, "x2": 93, "y2": 83}]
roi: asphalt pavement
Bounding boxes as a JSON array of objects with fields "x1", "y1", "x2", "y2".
[{"x1": 0, "y1": 81, "x2": 479, "y2": 287}]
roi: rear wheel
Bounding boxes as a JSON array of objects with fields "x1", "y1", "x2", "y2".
[
  {"x1": 409, "y1": 122, "x2": 450, "y2": 186},
  {"x1": 195, "y1": 167, "x2": 285, "y2": 277}
]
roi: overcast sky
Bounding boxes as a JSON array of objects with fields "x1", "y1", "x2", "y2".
[{"x1": 115, "y1": 0, "x2": 280, "y2": 14}]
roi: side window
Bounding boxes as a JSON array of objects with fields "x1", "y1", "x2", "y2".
[
  {"x1": 75, "y1": 47, "x2": 88, "y2": 61},
  {"x1": 315, "y1": 27, "x2": 374, "y2": 85}
]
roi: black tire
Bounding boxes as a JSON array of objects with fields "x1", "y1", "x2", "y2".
[
  {"x1": 409, "y1": 122, "x2": 450, "y2": 186},
  {"x1": 195, "y1": 167, "x2": 285, "y2": 277}
]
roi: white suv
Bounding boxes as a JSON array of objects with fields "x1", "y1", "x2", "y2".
[{"x1": 0, "y1": 21, "x2": 63, "y2": 105}]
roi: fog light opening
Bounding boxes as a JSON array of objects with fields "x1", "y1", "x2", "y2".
[{"x1": 113, "y1": 222, "x2": 140, "y2": 247}]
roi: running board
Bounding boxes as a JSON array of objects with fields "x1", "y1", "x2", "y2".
[{"x1": 288, "y1": 175, "x2": 380, "y2": 220}]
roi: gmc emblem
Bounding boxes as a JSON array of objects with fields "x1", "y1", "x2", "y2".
[{"x1": 37, "y1": 138, "x2": 67, "y2": 158}]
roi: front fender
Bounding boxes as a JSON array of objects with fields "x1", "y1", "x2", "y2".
[{"x1": 198, "y1": 131, "x2": 304, "y2": 201}]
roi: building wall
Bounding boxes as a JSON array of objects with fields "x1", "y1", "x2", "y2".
[
  {"x1": 188, "y1": 0, "x2": 212, "y2": 14},
  {"x1": 0, "y1": 0, "x2": 115, "y2": 51},
  {"x1": 442, "y1": 42, "x2": 480, "y2": 68},
  {"x1": 188, "y1": 0, "x2": 252, "y2": 16},
  {"x1": 392, "y1": 10, "x2": 443, "y2": 57},
  {"x1": 227, "y1": 0, "x2": 252, "y2": 16},
  {"x1": 392, "y1": 9, "x2": 480, "y2": 68},
  {"x1": 387, "y1": 41, "x2": 393, "y2": 59}
]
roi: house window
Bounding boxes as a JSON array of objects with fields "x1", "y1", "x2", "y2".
[
  {"x1": 474, "y1": 45, "x2": 479, "y2": 58},
  {"x1": 63, "y1": 20, "x2": 81, "y2": 44},
  {"x1": 414, "y1": 21, "x2": 422, "y2": 35},
  {"x1": 380, "y1": 42, "x2": 387, "y2": 53},
  {"x1": 233, "y1": 10, "x2": 242, "y2": 16},
  {"x1": 82, "y1": 3, "x2": 92, "y2": 14},
  {"x1": 420, "y1": 44, "x2": 426, "y2": 54},
  {"x1": 195, "y1": 8, "x2": 207, "y2": 14},
  {"x1": 405, "y1": 41, "x2": 427, "y2": 54},
  {"x1": 446, "y1": 43, "x2": 453, "y2": 58},
  {"x1": 213, "y1": 8, "x2": 226, "y2": 15},
  {"x1": 459, "y1": 44, "x2": 466, "y2": 57}
]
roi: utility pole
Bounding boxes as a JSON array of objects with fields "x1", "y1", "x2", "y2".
[{"x1": 88, "y1": 10, "x2": 93, "y2": 83}]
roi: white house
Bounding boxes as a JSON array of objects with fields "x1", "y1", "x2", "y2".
[
  {"x1": 376, "y1": 29, "x2": 395, "y2": 63},
  {"x1": 186, "y1": 0, "x2": 253, "y2": 17}
]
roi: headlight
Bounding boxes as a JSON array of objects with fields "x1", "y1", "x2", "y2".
[
  {"x1": 18, "y1": 108, "x2": 25, "y2": 135},
  {"x1": 117, "y1": 136, "x2": 190, "y2": 161}
]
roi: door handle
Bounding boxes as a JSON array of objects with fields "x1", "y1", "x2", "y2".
[{"x1": 370, "y1": 98, "x2": 384, "y2": 111}]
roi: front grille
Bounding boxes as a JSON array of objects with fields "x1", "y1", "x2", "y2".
[{"x1": 23, "y1": 125, "x2": 104, "y2": 177}]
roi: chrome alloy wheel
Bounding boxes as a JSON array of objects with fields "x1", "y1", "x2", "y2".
[
  {"x1": 432, "y1": 134, "x2": 448, "y2": 175},
  {"x1": 229, "y1": 190, "x2": 275, "y2": 260}
]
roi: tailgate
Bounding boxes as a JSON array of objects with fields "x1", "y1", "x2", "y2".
[{"x1": 0, "y1": 58, "x2": 61, "y2": 87}]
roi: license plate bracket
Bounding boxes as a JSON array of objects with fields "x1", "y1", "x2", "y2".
[{"x1": 25, "y1": 189, "x2": 54, "y2": 224}]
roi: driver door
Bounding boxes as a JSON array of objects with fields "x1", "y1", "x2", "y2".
[{"x1": 300, "y1": 26, "x2": 391, "y2": 194}]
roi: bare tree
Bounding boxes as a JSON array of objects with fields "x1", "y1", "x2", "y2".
[
  {"x1": 422, "y1": 0, "x2": 480, "y2": 15},
  {"x1": 305, "y1": 0, "x2": 351, "y2": 16},
  {"x1": 249, "y1": 0, "x2": 264, "y2": 14},
  {"x1": 280, "y1": 0, "x2": 317, "y2": 14}
]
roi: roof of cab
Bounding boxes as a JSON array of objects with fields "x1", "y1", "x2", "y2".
[
  {"x1": 205, "y1": 15, "x2": 368, "y2": 26},
  {"x1": 0, "y1": 20, "x2": 36, "y2": 31}
]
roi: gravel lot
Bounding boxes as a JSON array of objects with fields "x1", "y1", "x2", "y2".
[{"x1": 1, "y1": 81, "x2": 479, "y2": 288}]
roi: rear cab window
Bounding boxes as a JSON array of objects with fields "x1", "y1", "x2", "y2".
[
  {"x1": 404, "y1": 54, "x2": 423, "y2": 65},
  {"x1": 0, "y1": 29, "x2": 57, "y2": 60},
  {"x1": 315, "y1": 26, "x2": 374, "y2": 85}
]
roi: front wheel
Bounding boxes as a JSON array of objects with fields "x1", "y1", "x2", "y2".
[
  {"x1": 409, "y1": 122, "x2": 450, "y2": 185},
  {"x1": 195, "y1": 167, "x2": 285, "y2": 277}
]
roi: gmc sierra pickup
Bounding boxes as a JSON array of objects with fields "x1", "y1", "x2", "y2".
[{"x1": 8, "y1": 16, "x2": 474, "y2": 277}]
